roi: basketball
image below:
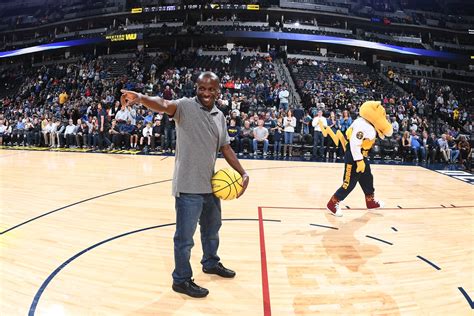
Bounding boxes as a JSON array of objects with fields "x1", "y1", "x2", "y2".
[{"x1": 211, "y1": 168, "x2": 243, "y2": 200}]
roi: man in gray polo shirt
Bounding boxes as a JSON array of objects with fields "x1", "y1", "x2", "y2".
[{"x1": 120, "y1": 72, "x2": 249, "y2": 298}]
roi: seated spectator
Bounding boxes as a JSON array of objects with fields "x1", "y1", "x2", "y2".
[
  {"x1": 447, "y1": 135, "x2": 460, "y2": 163},
  {"x1": 41, "y1": 119, "x2": 52, "y2": 147},
  {"x1": 152, "y1": 119, "x2": 163, "y2": 151},
  {"x1": 119, "y1": 119, "x2": 134, "y2": 149},
  {"x1": 56, "y1": 120, "x2": 67, "y2": 148},
  {"x1": 130, "y1": 121, "x2": 142, "y2": 149},
  {"x1": 239, "y1": 120, "x2": 253, "y2": 154},
  {"x1": 253, "y1": 119, "x2": 269, "y2": 156},
  {"x1": 227, "y1": 119, "x2": 240, "y2": 154},
  {"x1": 49, "y1": 118, "x2": 59, "y2": 148},
  {"x1": 426, "y1": 133, "x2": 439, "y2": 163},
  {"x1": 458, "y1": 135, "x2": 471, "y2": 169},
  {"x1": 437, "y1": 134, "x2": 450, "y2": 163},
  {"x1": 89, "y1": 118, "x2": 100, "y2": 150},
  {"x1": 76, "y1": 120, "x2": 89, "y2": 148},
  {"x1": 0, "y1": 119, "x2": 8, "y2": 146},
  {"x1": 26, "y1": 118, "x2": 41, "y2": 147},
  {"x1": 140, "y1": 122, "x2": 153, "y2": 149},
  {"x1": 410, "y1": 130, "x2": 423, "y2": 162},
  {"x1": 400, "y1": 131, "x2": 411, "y2": 161},
  {"x1": 108, "y1": 119, "x2": 121, "y2": 150},
  {"x1": 64, "y1": 119, "x2": 77, "y2": 148}
]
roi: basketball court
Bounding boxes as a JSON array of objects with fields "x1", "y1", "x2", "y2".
[{"x1": 1, "y1": 150, "x2": 473, "y2": 315}]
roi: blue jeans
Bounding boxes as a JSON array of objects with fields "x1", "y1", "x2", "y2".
[
  {"x1": 274, "y1": 140, "x2": 282, "y2": 155},
  {"x1": 313, "y1": 131, "x2": 324, "y2": 157},
  {"x1": 172, "y1": 193, "x2": 221, "y2": 283},
  {"x1": 279, "y1": 102, "x2": 288, "y2": 111},
  {"x1": 253, "y1": 139, "x2": 269, "y2": 153},
  {"x1": 450, "y1": 149, "x2": 460, "y2": 162},
  {"x1": 284, "y1": 132, "x2": 293, "y2": 144}
]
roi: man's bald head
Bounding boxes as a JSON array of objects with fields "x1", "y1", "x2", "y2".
[{"x1": 197, "y1": 72, "x2": 220, "y2": 84}]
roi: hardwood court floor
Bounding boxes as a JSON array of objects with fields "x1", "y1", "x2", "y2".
[{"x1": 1, "y1": 150, "x2": 473, "y2": 315}]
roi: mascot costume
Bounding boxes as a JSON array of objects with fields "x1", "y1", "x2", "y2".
[{"x1": 319, "y1": 101, "x2": 393, "y2": 217}]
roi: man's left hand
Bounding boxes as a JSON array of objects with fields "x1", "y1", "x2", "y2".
[{"x1": 237, "y1": 173, "x2": 249, "y2": 198}]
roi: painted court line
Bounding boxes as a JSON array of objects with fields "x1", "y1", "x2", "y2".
[
  {"x1": 310, "y1": 223, "x2": 339, "y2": 230},
  {"x1": 365, "y1": 235, "x2": 393, "y2": 245},
  {"x1": 257, "y1": 207, "x2": 272, "y2": 316},
  {"x1": 458, "y1": 287, "x2": 474, "y2": 309},
  {"x1": 416, "y1": 255, "x2": 441, "y2": 270}
]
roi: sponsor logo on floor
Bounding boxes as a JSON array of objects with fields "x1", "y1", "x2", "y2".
[{"x1": 435, "y1": 170, "x2": 474, "y2": 185}]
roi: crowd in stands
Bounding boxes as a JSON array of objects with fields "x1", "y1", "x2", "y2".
[
  {"x1": 285, "y1": 58, "x2": 472, "y2": 168},
  {"x1": 0, "y1": 48, "x2": 472, "y2": 170}
]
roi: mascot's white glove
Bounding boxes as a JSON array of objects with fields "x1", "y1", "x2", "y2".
[{"x1": 356, "y1": 160, "x2": 366, "y2": 173}]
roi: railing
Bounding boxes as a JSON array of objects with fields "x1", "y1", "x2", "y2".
[
  {"x1": 280, "y1": 0, "x2": 349, "y2": 14},
  {"x1": 283, "y1": 23, "x2": 352, "y2": 35},
  {"x1": 197, "y1": 21, "x2": 269, "y2": 27},
  {"x1": 287, "y1": 54, "x2": 367, "y2": 66}
]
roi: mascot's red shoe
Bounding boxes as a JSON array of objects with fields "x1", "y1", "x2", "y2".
[
  {"x1": 327, "y1": 195, "x2": 343, "y2": 217},
  {"x1": 365, "y1": 194, "x2": 384, "y2": 209}
]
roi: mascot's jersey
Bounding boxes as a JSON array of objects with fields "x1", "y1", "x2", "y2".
[{"x1": 347, "y1": 117, "x2": 376, "y2": 161}]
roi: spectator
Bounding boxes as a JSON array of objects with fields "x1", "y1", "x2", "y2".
[
  {"x1": 283, "y1": 109, "x2": 296, "y2": 157},
  {"x1": 437, "y1": 134, "x2": 450, "y2": 163},
  {"x1": 141, "y1": 122, "x2": 153, "y2": 149},
  {"x1": 0, "y1": 120, "x2": 7, "y2": 145},
  {"x1": 227, "y1": 119, "x2": 240, "y2": 154},
  {"x1": 64, "y1": 118, "x2": 76, "y2": 148},
  {"x1": 312, "y1": 110, "x2": 327, "y2": 158},
  {"x1": 326, "y1": 111, "x2": 340, "y2": 159},
  {"x1": 278, "y1": 86, "x2": 289, "y2": 111},
  {"x1": 427, "y1": 133, "x2": 439, "y2": 163},
  {"x1": 391, "y1": 117, "x2": 399, "y2": 134},
  {"x1": 130, "y1": 121, "x2": 142, "y2": 149},
  {"x1": 151, "y1": 118, "x2": 165, "y2": 150},
  {"x1": 41, "y1": 118, "x2": 52, "y2": 147},
  {"x1": 272, "y1": 117, "x2": 284, "y2": 157},
  {"x1": 447, "y1": 135, "x2": 459, "y2": 163},
  {"x1": 76, "y1": 120, "x2": 89, "y2": 148},
  {"x1": 458, "y1": 136, "x2": 471, "y2": 169},
  {"x1": 253, "y1": 119, "x2": 269, "y2": 156},
  {"x1": 108, "y1": 119, "x2": 121, "y2": 150},
  {"x1": 400, "y1": 131, "x2": 411, "y2": 161},
  {"x1": 239, "y1": 120, "x2": 253, "y2": 154},
  {"x1": 339, "y1": 110, "x2": 352, "y2": 134},
  {"x1": 410, "y1": 130, "x2": 423, "y2": 162},
  {"x1": 59, "y1": 90, "x2": 68, "y2": 105},
  {"x1": 120, "y1": 119, "x2": 134, "y2": 149}
]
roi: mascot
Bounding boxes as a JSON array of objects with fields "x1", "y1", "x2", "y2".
[{"x1": 319, "y1": 101, "x2": 393, "y2": 217}]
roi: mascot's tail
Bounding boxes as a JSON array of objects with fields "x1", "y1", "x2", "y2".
[{"x1": 319, "y1": 121, "x2": 350, "y2": 152}]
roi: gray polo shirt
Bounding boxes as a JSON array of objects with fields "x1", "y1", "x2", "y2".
[{"x1": 172, "y1": 97, "x2": 230, "y2": 197}]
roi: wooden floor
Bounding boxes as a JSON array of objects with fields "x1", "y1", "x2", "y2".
[{"x1": 1, "y1": 150, "x2": 473, "y2": 315}]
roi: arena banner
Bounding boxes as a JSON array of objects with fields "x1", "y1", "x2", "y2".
[
  {"x1": 105, "y1": 33, "x2": 142, "y2": 42},
  {"x1": 0, "y1": 38, "x2": 104, "y2": 59},
  {"x1": 225, "y1": 31, "x2": 466, "y2": 60}
]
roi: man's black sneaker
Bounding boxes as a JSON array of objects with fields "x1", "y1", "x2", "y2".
[
  {"x1": 202, "y1": 262, "x2": 236, "y2": 278},
  {"x1": 172, "y1": 279, "x2": 209, "y2": 298}
]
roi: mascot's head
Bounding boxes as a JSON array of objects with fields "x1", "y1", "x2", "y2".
[{"x1": 359, "y1": 101, "x2": 393, "y2": 139}]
